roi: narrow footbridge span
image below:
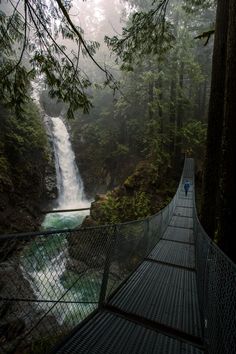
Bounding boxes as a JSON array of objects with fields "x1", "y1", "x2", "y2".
[{"x1": 0, "y1": 159, "x2": 235, "y2": 354}]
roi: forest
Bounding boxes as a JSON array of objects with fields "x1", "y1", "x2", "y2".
[
  {"x1": 0, "y1": 0, "x2": 235, "y2": 261},
  {"x1": 0, "y1": 1, "x2": 236, "y2": 353}
]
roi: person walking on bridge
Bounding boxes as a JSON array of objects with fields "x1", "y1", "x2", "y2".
[{"x1": 184, "y1": 180, "x2": 190, "y2": 196}]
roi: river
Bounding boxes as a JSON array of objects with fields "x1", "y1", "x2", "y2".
[{"x1": 21, "y1": 112, "x2": 98, "y2": 327}]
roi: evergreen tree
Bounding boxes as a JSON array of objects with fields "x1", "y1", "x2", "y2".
[
  {"x1": 218, "y1": 0, "x2": 236, "y2": 261},
  {"x1": 0, "y1": 0, "x2": 116, "y2": 118},
  {"x1": 201, "y1": 0, "x2": 229, "y2": 238}
]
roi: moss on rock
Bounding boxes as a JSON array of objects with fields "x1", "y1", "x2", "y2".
[{"x1": 84, "y1": 160, "x2": 177, "y2": 225}]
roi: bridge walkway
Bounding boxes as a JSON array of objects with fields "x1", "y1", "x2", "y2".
[{"x1": 55, "y1": 162, "x2": 204, "y2": 354}]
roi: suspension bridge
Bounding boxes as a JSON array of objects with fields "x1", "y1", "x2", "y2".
[{"x1": 0, "y1": 159, "x2": 235, "y2": 354}]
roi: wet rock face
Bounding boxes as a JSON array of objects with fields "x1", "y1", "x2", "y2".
[
  {"x1": 81, "y1": 215, "x2": 98, "y2": 228},
  {"x1": 0, "y1": 105, "x2": 57, "y2": 234},
  {"x1": 44, "y1": 174, "x2": 58, "y2": 200},
  {"x1": 0, "y1": 252, "x2": 66, "y2": 353},
  {"x1": 42, "y1": 116, "x2": 58, "y2": 204},
  {"x1": 78, "y1": 160, "x2": 177, "y2": 226},
  {"x1": 39, "y1": 91, "x2": 65, "y2": 117},
  {"x1": 0, "y1": 256, "x2": 36, "y2": 350},
  {"x1": 90, "y1": 195, "x2": 108, "y2": 221},
  {"x1": 70, "y1": 126, "x2": 139, "y2": 199},
  {"x1": 66, "y1": 258, "x2": 89, "y2": 273},
  {"x1": 67, "y1": 230, "x2": 107, "y2": 269}
]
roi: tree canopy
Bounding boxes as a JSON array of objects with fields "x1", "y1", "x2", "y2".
[{"x1": 0, "y1": 0, "x2": 117, "y2": 118}]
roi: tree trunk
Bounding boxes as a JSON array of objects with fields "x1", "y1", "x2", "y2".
[
  {"x1": 201, "y1": 79, "x2": 207, "y2": 121},
  {"x1": 175, "y1": 61, "x2": 184, "y2": 166},
  {"x1": 148, "y1": 81, "x2": 154, "y2": 120},
  {"x1": 169, "y1": 77, "x2": 176, "y2": 153},
  {"x1": 195, "y1": 86, "x2": 202, "y2": 120},
  {"x1": 218, "y1": 0, "x2": 236, "y2": 262},
  {"x1": 201, "y1": 0, "x2": 229, "y2": 238},
  {"x1": 169, "y1": 11, "x2": 179, "y2": 159},
  {"x1": 156, "y1": 69, "x2": 163, "y2": 133}
]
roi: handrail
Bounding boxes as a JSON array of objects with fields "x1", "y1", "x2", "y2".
[
  {"x1": 190, "y1": 158, "x2": 236, "y2": 354},
  {"x1": 1, "y1": 158, "x2": 235, "y2": 354},
  {"x1": 0, "y1": 161, "x2": 184, "y2": 353}
]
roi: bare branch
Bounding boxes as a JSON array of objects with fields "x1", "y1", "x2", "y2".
[
  {"x1": 26, "y1": 0, "x2": 77, "y2": 73},
  {"x1": 0, "y1": 0, "x2": 28, "y2": 80},
  {"x1": 54, "y1": 0, "x2": 112, "y2": 79}
]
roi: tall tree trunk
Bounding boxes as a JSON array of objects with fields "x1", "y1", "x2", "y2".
[
  {"x1": 148, "y1": 81, "x2": 154, "y2": 120},
  {"x1": 169, "y1": 77, "x2": 177, "y2": 153},
  {"x1": 195, "y1": 86, "x2": 202, "y2": 120},
  {"x1": 201, "y1": 0, "x2": 229, "y2": 238},
  {"x1": 201, "y1": 79, "x2": 207, "y2": 122},
  {"x1": 177, "y1": 61, "x2": 184, "y2": 130},
  {"x1": 156, "y1": 69, "x2": 163, "y2": 133},
  {"x1": 175, "y1": 61, "x2": 184, "y2": 167},
  {"x1": 169, "y1": 11, "x2": 179, "y2": 160},
  {"x1": 218, "y1": 0, "x2": 236, "y2": 262}
]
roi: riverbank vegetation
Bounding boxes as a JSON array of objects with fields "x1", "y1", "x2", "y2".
[
  {"x1": 70, "y1": 0, "x2": 211, "y2": 225},
  {"x1": 0, "y1": 101, "x2": 51, "y2": 233}
]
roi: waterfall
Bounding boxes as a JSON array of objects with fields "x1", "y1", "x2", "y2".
[
  {"x1": 21, "y1": 101, "x2": 91, "y2": 321},
  {"x1": 30, "y1": 77, "x2": 90, "y2": 229},
  {"x1": 50, "y1": 116, "x2": 87, "y2": 210},
  {"x1": 31, "y1": 80, "x2": 87, "y2": 209},
  {"x1": 20, "y1": 5, "x2": 93, "y2": 328},
  {"x1": 42, "y1": 115, "x2": 90, "y2": 229}
]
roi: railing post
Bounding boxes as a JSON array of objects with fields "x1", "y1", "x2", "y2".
[{"x1": 99, "y1": 226, "x2": 117, "y2": 306}]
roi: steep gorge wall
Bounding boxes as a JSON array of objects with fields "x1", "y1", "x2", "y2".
[
  {"x1": 70, "y1": 124, "x2": 139, "y2": 199},
  {"x1": 0, "y1": 103, "x2": 56, "y2": 234}
]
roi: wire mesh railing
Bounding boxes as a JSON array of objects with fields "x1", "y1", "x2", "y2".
[
  {"x1": 191, "y1": 162, "x2": 236, "y2": 354},
  {"x1": 0, "y1": 178, "x2": 180, "y2": 353},
  {"x1": 193, "y1": 214, "x2": 236, "y2": 354},
  {"x1": 1, "y1": 159, "x2": 235, "y2": 354}
]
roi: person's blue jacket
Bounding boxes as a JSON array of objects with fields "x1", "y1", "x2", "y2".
[{"x1": 184, "y1": 180, "x2": 190, "y2": 191}]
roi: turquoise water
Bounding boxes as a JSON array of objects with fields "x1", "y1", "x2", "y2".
[
  {"x1": 42, "y1": 210, "x2": 87, "y2": 230},
  {"x1": 20, "y1": 115, "x2": 97, "y2": 327},
  {"x1": 21, "y1": 210, "x2": 101, "y2": 327}
]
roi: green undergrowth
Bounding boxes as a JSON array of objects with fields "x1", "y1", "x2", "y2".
[
  {"x1": 0, "y1": 101, "x2": 50, "y2": 233},
  {"x1": 88, "y1": 160, "x2": 177, "y2": 225}
]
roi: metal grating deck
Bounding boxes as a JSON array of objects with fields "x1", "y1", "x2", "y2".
[
  {"x1": 109, "y1": 261, "x2": 201, "y2": 338},
  {"x1": 148, "y1": 239, "x2": 195, "y2": 269},
  {"x1": 54, "y1": 159, "x2": 204, "y2": 354},
  {"x1": 174, "y1": 206, "x2": 193, "y2": 218},
  {"x1": 163, "y1": 226, "x2": 194, "y2": 244},
  {"x1": 177, "y1": 198, "x2": 193, "y2": 208},
  {"x1": 169, "y1": 215, "x2": 193, "y2": 229},
  {"x1": 56, "y1": 311, "x2": 204, "y2": 354}
]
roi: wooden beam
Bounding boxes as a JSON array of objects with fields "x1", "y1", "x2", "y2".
[{"x1": 41, "y1": 207, "x2": 91, "y2": 214}]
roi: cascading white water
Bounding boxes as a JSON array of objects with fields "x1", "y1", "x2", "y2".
[
  {"x1": 41, "y1": 115, "x2": 90, "y2": 230},
  {"x1": 51, "y1": 116, "x2": 87, "y2": 210},
  {"x1": 21, "y1": 3, "x2": 94, "y2": 327},
  {"x1": 21, "y1": 91, "x2": 93, "y2": 325},
  {"x1": 21, "y1": 108, "x2": 92, "y2": 322},
  {"x1": 31, "y1": 78, "x2": 89, "y2": 212}
]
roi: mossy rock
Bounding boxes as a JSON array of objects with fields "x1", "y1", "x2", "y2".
[{"x1": 124, "y1": 161, "x2": 159, "y2": 193}]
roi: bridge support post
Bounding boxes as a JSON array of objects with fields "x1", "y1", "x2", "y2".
[{"x1": 99, "y1": 226, "x2": 117, "y2": 306}]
